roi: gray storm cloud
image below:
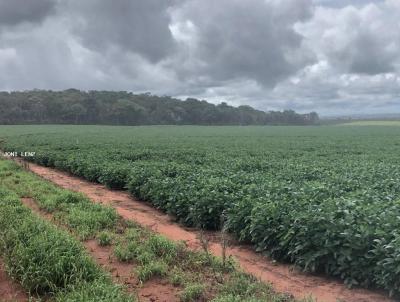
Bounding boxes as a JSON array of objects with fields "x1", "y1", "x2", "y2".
[
  {"x1": 0, "y1": 0, "x2": 56, "y2": 26},
  {"x1": 68, "y1": 0, "x2": 178, "y2": 63},
  {"x1": 171, "y1": 0, "x2": 314, "y2": 87},
  {"x1": 0, "y1": 0, "x2": 398, "y2": 115},
  {"x1": 315, "y1": 0, "x2": 385, "y2": 8}
]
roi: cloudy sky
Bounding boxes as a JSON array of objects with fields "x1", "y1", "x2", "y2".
[{"x1": 0, "y1": 0, "x2": 399, "y2": 116}]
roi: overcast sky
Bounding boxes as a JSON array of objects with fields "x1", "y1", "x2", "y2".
[{"x1": 0, "y1": 0, "x2": 399, "y2": 116}]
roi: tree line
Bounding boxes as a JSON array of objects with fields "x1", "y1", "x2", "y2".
[{"x1": 0, "y1": 89, "x2": 319, "y2": 125}]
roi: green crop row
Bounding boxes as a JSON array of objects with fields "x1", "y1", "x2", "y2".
[
  {"x1": 1, "y1": 125, "x2": 400, "y2": 296},
  {"x1": 0, "y1": 188, "x2": 134, "y2": 301}
]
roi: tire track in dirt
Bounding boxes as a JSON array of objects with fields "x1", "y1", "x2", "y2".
[
  {"x1": 20, "y1": 197, "x2": 181, "y2": 302},
  {"x1": 22, "y1": 161, "x2": 395, "y2": 302}
]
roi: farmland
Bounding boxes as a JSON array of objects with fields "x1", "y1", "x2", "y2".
[
  {"x1": 0, "y1": 159, "x2": 294, "y2": 302},
  {"x1": 337, "y1": 120, "x2": 400, "y2": 126},
  {"x1": 1, "y1": 124, "x2": 400, "y2": 296}
]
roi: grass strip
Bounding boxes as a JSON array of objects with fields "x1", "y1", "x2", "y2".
[{"x1": 0, "y1": 187, "x2": 134, "y2": 301}]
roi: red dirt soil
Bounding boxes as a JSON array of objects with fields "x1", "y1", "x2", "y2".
[
  {"x1": 0, "y1": 260, "x2": 28, "y2": 302},
  {"x1": 23, "y1": 161, "x2": 395, "y2": 302},
  {"x1": 20, "y1": 197, "x2": 181, "y2": 302}
]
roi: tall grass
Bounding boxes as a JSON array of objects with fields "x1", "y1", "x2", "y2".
[{"x1": 0, "y1": 188, "x2": 134, "y2": 301}]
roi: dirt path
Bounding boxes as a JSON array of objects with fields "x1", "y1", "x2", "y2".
[
  {"x1": 23, "y1": 162, "x2": 395, "y2": 302},
  {"x1": 0, "y1": 260, "x2": 29, "y2": 302},
  {"x1": 21, "y1": 197, "x2": 180, "y2": 302}
]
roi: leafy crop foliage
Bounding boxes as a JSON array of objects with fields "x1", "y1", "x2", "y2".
[{"x1": 1, "y1": 125, "x2": 400, "y2": 295}]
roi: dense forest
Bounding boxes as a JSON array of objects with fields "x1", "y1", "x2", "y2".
[{"x1": 0, "y1": 89, "x2": 319, "y2": 125}]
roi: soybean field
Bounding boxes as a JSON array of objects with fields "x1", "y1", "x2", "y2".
[{"x1": 1, "y1": 125, "x2": 400, "y2": 296}]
